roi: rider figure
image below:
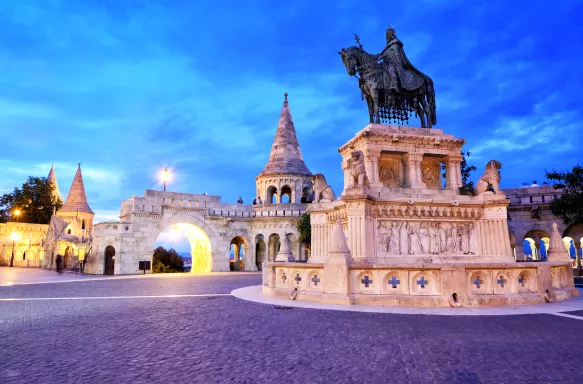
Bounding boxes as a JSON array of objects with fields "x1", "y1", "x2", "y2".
[{"x1": 376, "y1": 25, "x2": 403, "y2": 91}]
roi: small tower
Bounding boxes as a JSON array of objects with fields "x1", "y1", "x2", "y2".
[
  {"x1": 47, "y1": 164, "x2": 61, "y2": 202},
  {"x1": 57, "y1": 164, "x2": 95, "y2": 236},
  {"x1": 256, "y1": 93, "x2": 313, "y2": 204}
]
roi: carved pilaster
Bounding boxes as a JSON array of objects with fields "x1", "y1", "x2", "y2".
[
  {"x1": 403, "y1": 153, "x2": 425, "y2": 189},
  {"x1": 364, "y1": 151, "x2": 382, "y2": 186},
  {"x1": 444, "y1": 154, "x2": 463, "y2": 191}
]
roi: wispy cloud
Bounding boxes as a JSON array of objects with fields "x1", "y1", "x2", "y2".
[{"x1": 0, "y1": 0, "x2": 581, "y2": 217}]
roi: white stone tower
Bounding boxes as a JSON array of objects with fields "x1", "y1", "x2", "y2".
[
  {"x1": 47, "y1": 164, "x2": 61, "y2": 202},
  {"x1": 57, "y1": 164, "x2": 95, "y2": 236},
  {"x1": 256, "y1": 93, "x2": 313, "y2": 204}
]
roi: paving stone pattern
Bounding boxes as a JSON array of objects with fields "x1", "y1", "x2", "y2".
[{"x1": 0, "y1": 273, "x2": 581, "y2": 384}]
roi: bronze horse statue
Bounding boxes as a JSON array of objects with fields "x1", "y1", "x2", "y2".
[{"x1": 339, "y1": 42, "x2": 436, "y2": 128}]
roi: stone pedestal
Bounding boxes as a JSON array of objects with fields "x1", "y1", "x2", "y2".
[{"x1": 265, "y1": 124, "x2": 578, "y2": 307}]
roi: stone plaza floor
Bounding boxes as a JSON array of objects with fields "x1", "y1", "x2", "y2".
[{"x1": 1, "y1": 267, "x2": 582, "y2": 383}]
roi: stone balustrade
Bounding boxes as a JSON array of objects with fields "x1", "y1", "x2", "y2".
[{"x1": 266, "y1": 261, "x2": 575, "y2": 307}]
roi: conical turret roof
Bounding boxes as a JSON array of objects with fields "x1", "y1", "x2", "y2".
[
  {"x1": 47, "y1": 164, "x2": 61, "y2": 201},
  {"x1": 58, "y1": 164, "x2": 93, "y2": 214},
  {"x1": 258, "y1": 94, "x2": 312, "y2": 177}
]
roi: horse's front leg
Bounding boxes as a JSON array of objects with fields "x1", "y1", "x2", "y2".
[
  {"x1": 370, "y1": 87, "x2": 380, "y2": 123},
  {"x1": 366, "y1": 97, "x2": 374, "y2": 124},
  {"x1": 418, "y1": 94, "x2": 428, "y2": 128}
]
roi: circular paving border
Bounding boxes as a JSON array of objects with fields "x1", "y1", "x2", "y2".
[{"x1": 232, "y1": 285, "x2": 583, "y2": 316}]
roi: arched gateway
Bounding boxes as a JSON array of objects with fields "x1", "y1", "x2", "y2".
[{"x1": 85, "y1": 95, "x2": 311, "y2": 275}]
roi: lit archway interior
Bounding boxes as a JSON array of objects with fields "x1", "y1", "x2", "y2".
[{"x1": 154, "y1": 223, "x2": 212, "y2": 273}]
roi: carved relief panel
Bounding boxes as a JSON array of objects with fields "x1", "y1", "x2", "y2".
[
  {"x1": 376, "y1": 220, "x2": 475, "y2": 256},
  {"x1": 378, "y1": 153, "x2": 403, "y2": 188},
  {"x1": 421, "y1": 156, "x2": 443, "y2": 189}
]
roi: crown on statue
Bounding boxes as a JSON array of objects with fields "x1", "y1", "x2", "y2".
[{"x1": 386, "y1": 23, "x2": 396, "y2": 40}]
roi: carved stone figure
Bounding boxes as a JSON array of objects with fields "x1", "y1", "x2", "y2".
[
  {"x1": 338, "y1": 25, "x2": 436, "y2": 127},
  {"x1": 475, "y1": 160, "x2": 502, "y2": 195},
  {"x1": 379, "y1": 160, "x2": 400, "y2": 187},
  {"x1": 421, "y1": 160, "x2": 441, "y2": 189},
  {"x1": 311, "y1": 173, "x2": 336, "y2": 202},
  {"x1": 389, "y1": 222, "x2": 400, "y2": 254},
  {"x1": 408, "y1": 224, "x2": 422, "y2": 255},
  {"x1": 458, "y1": 223, "x2": 471, "y2": 254},
  {"x1": 347, "y1": 150, "x2": 369, "y2": 189},
  {"x1": 399, "y1": 222, "x2": 409, "y2": 254}
]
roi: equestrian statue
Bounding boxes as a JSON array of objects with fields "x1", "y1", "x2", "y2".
[{"x1": 339, "y1": 25, "x2": 437, "y2": 128}]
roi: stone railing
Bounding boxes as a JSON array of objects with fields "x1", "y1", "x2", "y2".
[
  {"x1": 266, "y1": 260, "x2": 575, "y2": 307},
  {"x1": 503, "y1": 186, "x2": 563, "y2": 206}
]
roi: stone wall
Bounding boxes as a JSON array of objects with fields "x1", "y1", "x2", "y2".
[
  {"x1": 88, "y1": 190, "x2": 308, "y2": 275},
  {"x1": 0, "y1": 222, "x2": 48, "y2": 267}
]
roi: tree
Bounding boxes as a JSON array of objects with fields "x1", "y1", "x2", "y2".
[
  {"x1": 0, "y1": 177, "x2": 62, "y2": 224},
  {"x1": 545, "y1": 164, "x2": 583, "y2": 225},
  {"x1": 152, "y1": 246, "x2": 185, "y2": 273},
  {"x1": 297, "y1": 213, "x2": 311, "y2": 250},
  {"x1": 442, "y1": 150, "x2": 477, "y2": 196}
]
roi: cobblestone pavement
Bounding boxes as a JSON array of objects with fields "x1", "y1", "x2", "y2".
[{"x1": 1, "y1": 272, "x2": 582, "y2": 384}]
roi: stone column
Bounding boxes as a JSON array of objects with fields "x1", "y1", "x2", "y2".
[
  {"x1": 444, "y1": 154, "x2": 463, "y2": 191},
  {"x1": 404, "y1": 153, "x2": 425, "y2": 189},
  {"x1": 575, "y1": 241, "x2": 582, "y2": 270},
  {"x1": 364, "y1": 151, "x2": 382, "y2": 187},
  {"x1": 341, "y1": 160, "x2": 350, "y2": 196}
]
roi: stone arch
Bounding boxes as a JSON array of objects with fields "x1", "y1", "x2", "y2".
[
  {"x1": 255, "y1": 234, "x2": 266, "y2": 270},
  {"x1": 523, "y1": 229, "x2": 550, "y2": 261},
  {"x1": 280, "y1": 184, "x2": 293, "y2": 204},
  {"x1": 229, "y1": 235, "x2": 249, "y2": 271},
  {"x1": 266, "y1": 186, "x2": 278, "y2": 204},
  {"x1": 287, "y1": 232, "x2": 299, "y2": 261},
  {"x1": 104, "y1": 245, "x2": 115, "y2": 275},
  {"x1": 301, "y1": 185, "x2": 312, "y2": 203},
  {"x1": 563, "y1": 223, "x2": 583, "y2": 266},
  {"x1": 145, "y1": 213, "x2": 225, "y2": 272}
]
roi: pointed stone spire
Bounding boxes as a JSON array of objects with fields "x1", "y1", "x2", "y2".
[
  {"x1": 275, "y1": 232, "x2": 294, "y2": 262},
  {"x1": 259, "y1": 93, "x2": 312, "y2": 177},
  {"x1": 47, "y1": 164, "x2": 61, "y2": 201},
  {"x1": 58, "y1": 164, "x2": 93, "y2": 214},
  {"x1": 547, "y1": 222, "x2": 569, "y2": 261},
  {"x1": 330, "y1": 219, "x2": 351, "y2": 255}
]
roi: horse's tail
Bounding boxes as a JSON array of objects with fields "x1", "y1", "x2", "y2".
[{"x1": 426, "y1": 77, "x2": 437, "y2": 126}]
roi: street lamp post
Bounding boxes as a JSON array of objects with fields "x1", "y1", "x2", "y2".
[
  {"x1": 162, "y1": 168, "x2": 169, "y2": 192},
  {"x1": 9, "y1": 232, "x2": 19, "y2": 268}
]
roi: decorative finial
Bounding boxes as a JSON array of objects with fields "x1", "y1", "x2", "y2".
[
  {"x1": 284, "y1": 92, "x2": 288, "y2": 101},
  {"x1": 387, "y1": 23, "x2": 396, "y2": 32},
  {"x1": 354, "y1": 33, "x2": 362, "y2": 49}
]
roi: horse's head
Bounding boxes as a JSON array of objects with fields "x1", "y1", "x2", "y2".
[{"x1": 338, "y1": 46, "x2": 359, "y2": 77}]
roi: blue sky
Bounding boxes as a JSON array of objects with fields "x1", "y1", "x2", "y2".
[{"x1": 1, "y1": 0, "x2": 582, "y2": 224}]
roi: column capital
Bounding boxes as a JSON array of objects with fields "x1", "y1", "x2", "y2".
[
  {"x1": 444, "y1": 154, "x2": 464, "y2": 163},
  {"x1": 364, "y1": 150, "x2": 381, "y2": 161},
  {"x1": 403, "y1": 152, "x2": 424, "y2": 163}
]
